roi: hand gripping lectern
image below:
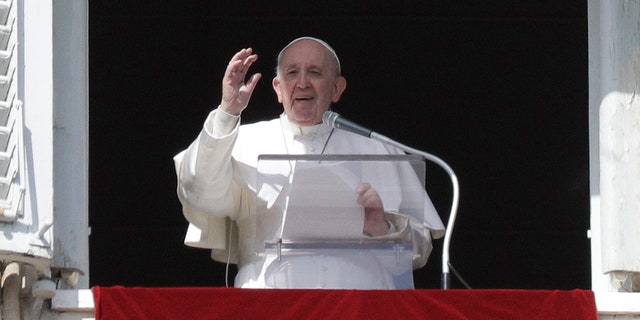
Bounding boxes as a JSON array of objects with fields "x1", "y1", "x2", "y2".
[{"x1": 254, "y1": 154, "x2": 429, "y2": 289}]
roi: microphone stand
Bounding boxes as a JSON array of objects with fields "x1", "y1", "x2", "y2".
[{"x1": 371, "y1": 132, "x2": 459, "y2": 290}]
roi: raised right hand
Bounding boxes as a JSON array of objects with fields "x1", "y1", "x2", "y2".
[{"x1": 220, "y1": 48, "x2": 262, "y2": 115}]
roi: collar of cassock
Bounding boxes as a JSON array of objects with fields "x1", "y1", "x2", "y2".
[{"x1": 280, "y1": 112, "x2": 333, "y2": 138}]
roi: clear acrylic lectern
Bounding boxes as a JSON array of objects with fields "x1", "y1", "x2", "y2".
[{"x1": 253, "y1": 154, "x2": 427, "y2": 289}]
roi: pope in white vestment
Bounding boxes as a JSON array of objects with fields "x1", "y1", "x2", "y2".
[{"x1": 173, "y1": 37, "x2": 445, "y2": 289}]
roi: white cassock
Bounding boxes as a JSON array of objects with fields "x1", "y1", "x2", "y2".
[{"x1": 174, "y1": 109, "x2": 445, "y2": 289}]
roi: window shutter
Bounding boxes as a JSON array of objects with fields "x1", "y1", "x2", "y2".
[{"x1": 0, "y1": 0, "x2": 24, "y2": 223}]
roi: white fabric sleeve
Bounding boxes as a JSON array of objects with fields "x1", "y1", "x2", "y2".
[
  {"x1": 173, "y1": 109, "x2": 244, "y2": 258},
  {"x1": 209, "y1": 107, "x2": 240, "y2": 138},
  {"x1": 174, "y1": 109, "x2": 241, "y2": 220}
]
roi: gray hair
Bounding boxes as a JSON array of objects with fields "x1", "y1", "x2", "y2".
[{"x1": 276, "y1": 37, "x2": 341, "y2": 76}]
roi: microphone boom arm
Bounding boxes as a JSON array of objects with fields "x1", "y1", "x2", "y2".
[
  {"x1": 322, "y1": 110, "x2": 459, "y2": 289},
  {"x1": 371, "y1": 132, "x2": 459, "y2": 290}
]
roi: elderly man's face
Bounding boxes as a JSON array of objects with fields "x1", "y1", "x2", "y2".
[{"x1": 272, "y1": 40, "x2": 346, "y2": 127}]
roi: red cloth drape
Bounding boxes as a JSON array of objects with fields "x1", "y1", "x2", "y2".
[{"x1": 92, "y1": 286, "x2": 597, "y2": 320}]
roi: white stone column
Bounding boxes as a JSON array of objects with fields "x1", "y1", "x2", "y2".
[
  {"x1": 51, "y1": 0, "x2": 90, "y2": 289},
  {"x1": 595, "y1": 0, "x2": 640, "y2": 292}
]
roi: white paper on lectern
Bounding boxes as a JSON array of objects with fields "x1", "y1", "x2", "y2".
[{"x1": 280, "y1": 161, "x2": 365, "y2": 240}]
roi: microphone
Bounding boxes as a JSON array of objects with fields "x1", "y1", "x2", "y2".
[
  {"x1": 322, "y1": 110, "x2": 460, "y2": 290},
  {"x1": 322, "y1": 111, "x2": 373, "y2": 138}
]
